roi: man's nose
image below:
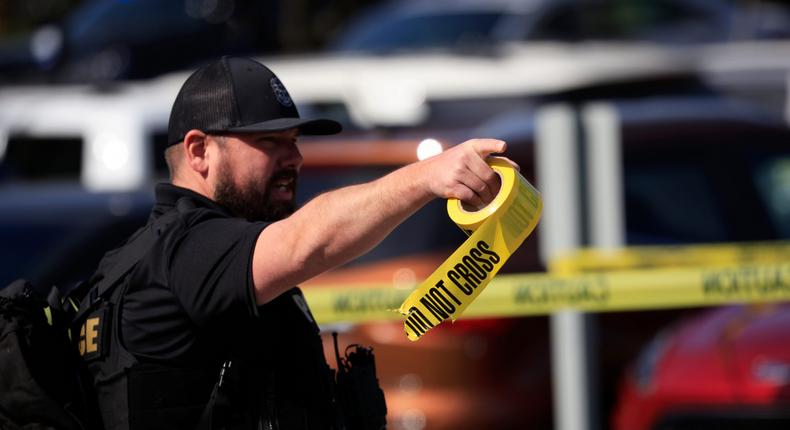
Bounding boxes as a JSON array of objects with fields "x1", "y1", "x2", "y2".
[{"x1": 281, "y1": 141, "x2": 303, "y2": 170}]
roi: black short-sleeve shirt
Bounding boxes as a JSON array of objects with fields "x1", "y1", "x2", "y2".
[{"x1": 116, "y1": 184, "x2": 266, "y2": 362}]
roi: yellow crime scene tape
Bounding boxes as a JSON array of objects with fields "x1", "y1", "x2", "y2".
[
  {"x1": 302, "y1": 156, "x2": 790, "y2": 332},
  {"x1": 550, "y1": 240, "x2": 790, "y2": 274},
  {"x1": 396, "y1": 158, "x2": 542, "y2": 340},
  {"x1": 304, "y1": 262, "x2": 790, "y2": 324}
]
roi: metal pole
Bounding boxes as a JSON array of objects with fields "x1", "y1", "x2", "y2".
[
  {"x1": 582, "y1": 102, "x2": 625, "y2": 429},
  {"x1": 535, "y1": 104, "x2": 590, "y2": 430},
  {"x1": 583, "y1": 102, "x2": 625, "y2": 250}
]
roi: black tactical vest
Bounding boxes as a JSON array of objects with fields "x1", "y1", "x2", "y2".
[{"x1": 76, "y1": 199, "x2": 337, "y2": 430}]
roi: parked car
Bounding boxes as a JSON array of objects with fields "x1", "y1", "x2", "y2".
[
  {"x1": 0, "y1": 0, "x2": 278, "y2": 83},
  {"x1": 330, "y1": 0, "x2": 790, "y2": 54},
  {"x1": 613, "y1": 303, "x2": 790, "y2": 430}
]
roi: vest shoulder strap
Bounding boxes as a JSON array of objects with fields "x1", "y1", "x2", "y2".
[{"x1": 81, "y1": 196, "x2": 196, "y2": 313}]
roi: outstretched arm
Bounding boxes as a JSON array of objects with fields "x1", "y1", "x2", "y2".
[{"x1": 251, "y1": 139, "x2": 516, "y2": 304}]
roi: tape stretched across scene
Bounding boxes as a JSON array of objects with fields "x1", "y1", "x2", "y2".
[
  {"x1": 550, "y1": 241, "x2": 790, "y2": 274},
  {"x1": 397, "y1": 158, "x2": 543, "y2": 341},
  {"x1": 303, "y1": 262, "x2": 790, "y2": 324}
]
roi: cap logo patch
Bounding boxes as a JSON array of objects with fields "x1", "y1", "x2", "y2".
[{"x1": 270, "y1": 77, "x2": 294, "y2": 107}]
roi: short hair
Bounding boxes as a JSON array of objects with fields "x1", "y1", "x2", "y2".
[
  {"x1": 164, "y1": 144, "x2": 183, "y2": 180},
  {"x1": 163, "y1": 134, "x2": 227, "y2": 181}
]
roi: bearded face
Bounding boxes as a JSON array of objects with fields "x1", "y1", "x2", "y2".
[{"x1": 213, "y1": 157, "x2": 298, "y2": 222}]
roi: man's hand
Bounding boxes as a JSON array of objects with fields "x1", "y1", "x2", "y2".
[{"x1": 418, "y1": 139, "x2": 519, "y2": 209}]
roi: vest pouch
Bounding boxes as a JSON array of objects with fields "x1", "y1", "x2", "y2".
[{"x1": 127, "y1": 362, "x2": 218, "y2": 430}]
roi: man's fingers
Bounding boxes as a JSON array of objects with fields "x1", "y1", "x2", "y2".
[
  {"x1": 466, "y1": 157, "x2": 499, "y2": 204},
  {"x1": 489, "y1": 156, "x2": 521, "y2": 172},
  {"x1": 456, "y1": 184, "x2": 484, "y2": 210},
  {"x1": 424, "y1": 139, "x2": 515, "y2": 203},
  {"x1": 446, "y1": 167, "x2": 489, "y2": 206},
  {"x1": 468, "y1": 172, "x2": 494, "y2": 204},
  {"x1": 471, "y1": 139, "x2": 507, "y2": 158}
]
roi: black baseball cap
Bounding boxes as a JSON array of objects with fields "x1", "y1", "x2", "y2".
[{"x1": 167, "y1": 56, "x2": 341, "y2": 145}]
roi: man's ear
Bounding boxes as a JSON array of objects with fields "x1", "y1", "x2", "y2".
[{"x1": 183, "y1": 129, "x2": 209, "y2": 176}]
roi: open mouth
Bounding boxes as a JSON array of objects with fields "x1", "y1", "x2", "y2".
[
  {"x1": 272, "y1": 176, "x2": 294, "y2": 191},
  {"x1": 270, "y1": 170, "x2": 297, "y2": 196}
]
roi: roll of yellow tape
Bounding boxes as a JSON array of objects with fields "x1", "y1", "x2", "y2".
[{"x1": 398, "y1": 158, "x2": 543, "y2": 340}]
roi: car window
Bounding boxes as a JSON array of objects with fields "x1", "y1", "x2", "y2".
[
  {"x1": 335, "y1": 12, "x2": 504, "y2": 53},
  {"x1": 622, "y1": 127, "x2": 790, "y2": 245},
  {"x1": 753, "y1": 155, "x2": 790, "y2": 238},
  {"x1": 0, "y1": 136, "x2": 82, "y2": 182},
  {"x1": 528, "y1": 1, "x2": 722, "y2": 43},
  {"x1": 624, "y1": 161, "x2": 726, "y2": 244},
  {"x1": 67, "y1": 0, "x2": 202, "y2": 48}
]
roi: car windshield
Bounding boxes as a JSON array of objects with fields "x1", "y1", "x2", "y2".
[{"x1": 333, "y1": 12, "x2": 504, "y2": 53}]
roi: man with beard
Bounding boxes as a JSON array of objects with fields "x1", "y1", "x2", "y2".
[{"x1": 79, "y1": 57, "x2": 514, "y2": 430}]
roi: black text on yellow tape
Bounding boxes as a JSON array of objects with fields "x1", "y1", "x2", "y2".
[
  {"x1": 466, "y1": 263, "x2": 790, "y2": 316},
  {"x1": 397, "y1": 158, "x2": 542, "y2": 341},
  {"x1": 303, "y1": 263, "x2": 790, "y2": 324}
]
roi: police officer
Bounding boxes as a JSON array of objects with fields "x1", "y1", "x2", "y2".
[{"x1": 81, "y1": 56, "x2": 515, "y2": 430}]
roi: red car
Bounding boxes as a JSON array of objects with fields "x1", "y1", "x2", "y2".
[{"x1": 614, "y1": 303, "x2": 790, "y2": 430}]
